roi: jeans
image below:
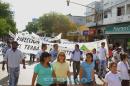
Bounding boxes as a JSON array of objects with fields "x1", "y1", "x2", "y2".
[
  {"x1": 8, "y1": 67, "x2": 20, "y2": 86},
  {"x1": 73, "y1": 61, "x2": 80, "y2": 80},
  {"x1": 98, "y1": 60, "x2": 107, "y2": 78}
]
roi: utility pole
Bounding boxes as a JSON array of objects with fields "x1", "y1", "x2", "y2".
[{"x1": 66, "y1": 0, "x2": 98, "y2": 41}]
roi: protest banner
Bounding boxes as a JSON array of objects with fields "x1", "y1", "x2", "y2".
[{"x1": 0, "y1": 42, "x2": 7, "y2": 55}]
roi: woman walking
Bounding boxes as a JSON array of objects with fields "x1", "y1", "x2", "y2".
[
  {"x1": 79, "y1": 53, "x2": 95, "y2": 86},
  {"x1": 31, "y1": 52, "x2": 55, "y2": 86},
  {"x1": 52, "y1": 52, "x2": 71, "y2": 86}
]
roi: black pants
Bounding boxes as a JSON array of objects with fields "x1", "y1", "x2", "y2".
[
  {"x1": 82, "y1": 81, "x2": 94, "y2": 86},
  {"x1": 57, "y1": 81, "x2": 67, "y2": 86},
  {"x1": 73, "y1": 61, "x2": 80, "y2": 80},
  {"x1": 121, "y1": 80, "x2": 129, "y2": 86}
]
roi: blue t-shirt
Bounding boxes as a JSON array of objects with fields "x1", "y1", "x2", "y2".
[
  {"x1": 49, "y1": 49, "x2": 58, "y2": 62},
  {"x1": 34, "y1": 63, "x2": 54, "y2": 86},
  {"x1": 80, "y1": 61, "x2": 94, "y2": 83}
]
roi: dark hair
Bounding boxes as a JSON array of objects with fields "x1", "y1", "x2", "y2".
[
  {"x1": 120, "y1": 53, "x2": 128, "y2": 61},
  {"x1": 86, "y1": 53, "x2": 93, "y2": 62},
  {"x1": 101, "y1": 42, "x2": 105, "y2": 45},
  {"x1": 53, "y1": 44, "x2": 58, "y2": 48},
  {"x1": 57, "y1": 52, "x2": 66, "y2": 62},
  {"x1": 11, "y1": 41, "x2": 19, "y2": 46},
  {"x1": 109, "y1": 62, "x2": 117, "y2": 69},
  {"x1": 40, "y1": 52, "x2": 51, "y2": 67},
  {"x1": 75, "y1": 44, "x2": 79, "y2": 48},
  {"x1": 41, "y1": 44, "x2": 47, "y2": 49}
]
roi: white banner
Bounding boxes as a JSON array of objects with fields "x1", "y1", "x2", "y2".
[
  {"x1": 14, "y1": 32, "x2": 108, "y2": 59},
  {"x1": 0, "y1": 42, "x2": 7, "y2": 55},
  {"x1": 15, "y1": 32, "x2": 42, "y2": 54}
]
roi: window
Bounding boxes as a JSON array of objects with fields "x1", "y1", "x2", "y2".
[
  {"x1": 104, "y1": 11, "x2": 108, "y2": 18},
  {"x1": 127, "y1": 4, "x2": 130, "y2": 14},
  {"x1": 117, "y1": 6, "x2": 125, "y2": 16}
]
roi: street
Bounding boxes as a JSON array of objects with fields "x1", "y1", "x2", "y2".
[{"x1": 0, "y1": 55, "x2": 104, "y2": 86}]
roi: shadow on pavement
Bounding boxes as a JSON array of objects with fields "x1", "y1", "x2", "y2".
[{"x1": 0, "y1": 76, "x2": 8, "y2": 86}]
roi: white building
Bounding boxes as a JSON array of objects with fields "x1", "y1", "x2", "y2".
[{"x1": 103, "y1": 0, "x2": 130, "y2": 25}]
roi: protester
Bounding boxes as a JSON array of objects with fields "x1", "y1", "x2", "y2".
[
  {"x1": 98, "y1": 42, "x2": 107, "y2": 79},
  {"x1": 2, "y1": 41, "x2": 11, "y2": 72},
  {"x1": 70, "y1": 44, "x2": 83, "y2": 84},
  {"x1": 79, "y1": 53, "x2": 95, "y2": 86},
  {"x1": 104, "y1": 62, "x2": 121, "y2": 86},
  {"x1": 52, "y1": 52, "x2": 71, "y2": 86},
  {"x1": 30, "y1": 53, "x2": 36, "y2": 62},
  {"x1": 50, "y1": 44, "x2": 59, "y2": 62},
  {"x1": 36, "y1": 43, "x2": 47, "y2": 62},
  {"x1": 92, "y1": 48, "x2": 99, "y2": 73},
  {"x1": 2, "y1": 41, "x2": 26, "y2": 86},
  {"x1": 117, "y1": 53, "x2": 130, "y2": 86},
  {"x1": 112, "y1": 47, "x2": 121, "y2": 63},
  {"x1": 31, "y1": 52, "x2": 56, "y2": 86}
]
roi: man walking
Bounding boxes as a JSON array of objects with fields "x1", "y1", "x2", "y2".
[
  {"x1": 2, "y1": 41, "x2": 26, "y2": 86},
  {"x1": 98, "y1": 42, "x2": 107, "y2": 79},
  {"x1": 49, "y1": 44, "x2": 59, "y2": 62},
  {"x1": 70, "y1": 44, "x2": 83, "y2": 84}
]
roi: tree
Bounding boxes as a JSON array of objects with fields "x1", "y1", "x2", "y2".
[
  {"x1": 25, "y1": 12, "x2": 77, "y2": 38},
  {"x1": 0, "y1": 1, "x2": 17, "y2": 36}
]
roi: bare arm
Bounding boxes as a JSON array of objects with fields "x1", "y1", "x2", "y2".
[
  {"x1": 31, "y1": 73, "x2": 37, "y2": 86},
  {"x1": 52, "y1": 70, "x2": 56, "y2": 83},
  {"x1": 79, "y1": 67, "x2": 83, "y2": 81},
  {"x1": 91, "y1": 69, "x2": 95, "y2": 81}
]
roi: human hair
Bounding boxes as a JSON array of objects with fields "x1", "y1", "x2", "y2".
[
  {"x1": 120, "y1": 53, "x2": 128, "y2": 61},
  {"x1": 40, "y1": 52, "x2": 51, "y2": 67},
  {"x1": 11, "y1": 41, "x2": 19, "y2": 46},
  {"x1": 109, "y1": 62, "x2": 117, "y2": 69},
  {"x1": 85, "y1": 53, "x2": 93, "y2": 62},
  {"x1": 57, "y1": 52, "x2": 66, "y2": 62},
  {"x1": 101, "y1": 42, "x2": 105, "y2": 45},
  {"x1": 75, "y1": 44, "x2": 79, "y2": 48},
  {"x1": 41, "y1": 43, "x2": 47, "y2": 49},
  {"x1": 53, "y1": 44, "x2": 58, "y2": 48}
]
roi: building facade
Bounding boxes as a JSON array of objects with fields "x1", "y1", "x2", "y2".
[
  {"x1": 85, "y1": 0, "x2": 130, "y2": 51},
  {"x1": 103, "y1": 0, "x2": 130, "y2": 51}
]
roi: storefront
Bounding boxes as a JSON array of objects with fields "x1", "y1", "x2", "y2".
[{"x1": 105, "y1": 22, "x2": 130, "y2": 51}]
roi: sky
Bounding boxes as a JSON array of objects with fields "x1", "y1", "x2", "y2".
[{"x1": 3, "y1": 0, "x2": 100, "y2": 31}]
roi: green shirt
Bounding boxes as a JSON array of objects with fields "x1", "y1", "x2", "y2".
[{"x1": 34, "y1": 63, "x2": 54, "y2": 86}]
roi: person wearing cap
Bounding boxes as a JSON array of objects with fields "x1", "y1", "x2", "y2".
[{"x1": 2, "y1": 41, "x2": 26, "y2": 86}]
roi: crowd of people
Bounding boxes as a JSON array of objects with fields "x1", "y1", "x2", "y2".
[{"x1": 1, "y1": 40, "x2": 130, "y2": 86}]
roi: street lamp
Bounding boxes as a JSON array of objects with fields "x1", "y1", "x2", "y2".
[
  {"x1": 66, "y1": 0, "x2": 96, "y2": 9},
  {"x1": 66, "y1": 0, "x2": 98, "y2": 28},
  {"x1": 66, "y1": 0, "x2": 98, "y2": 41}
]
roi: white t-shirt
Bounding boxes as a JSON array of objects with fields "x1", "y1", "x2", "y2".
[
  {"x1": 4, "y1": 49, "x2": 24, "y2": 68},
  {"x1": 117, "y1": 61, "x2": 130, "y2": 80},
  {"x1": 98, "y1": 47, "x2": 106, "y2": 60},
  {"x1": 113, "y1": 51, "x2": 121, "y2": 63},
  {"x1": 105, "y1": 71, "x2": 121, "y2": 86}
]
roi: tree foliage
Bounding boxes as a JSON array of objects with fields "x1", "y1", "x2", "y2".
[
  {"x1": 25, "y1": 12, "x2": 77, "y2": 37},
  {"x1": 0, "y1": 1, "x2": 17, "y2": 36}
]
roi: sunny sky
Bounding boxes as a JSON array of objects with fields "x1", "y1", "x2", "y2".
[{"x1": 3, "y1": 0, "x2": 100, "y2": 31}]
